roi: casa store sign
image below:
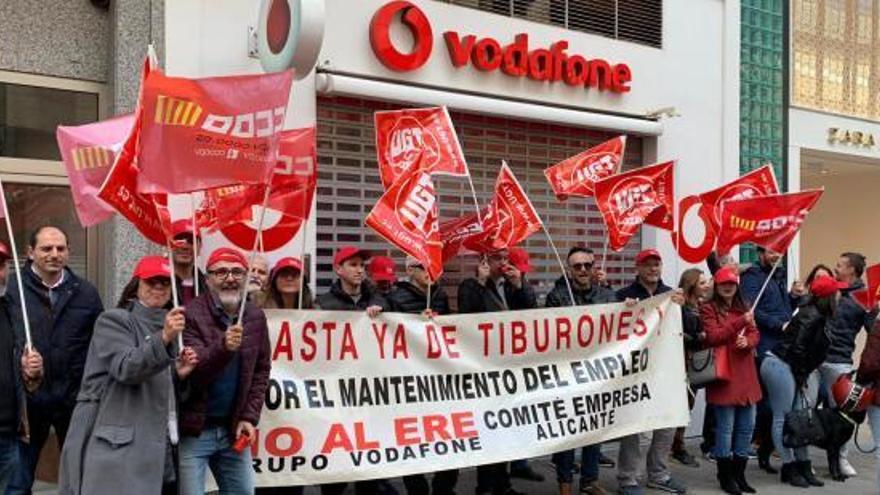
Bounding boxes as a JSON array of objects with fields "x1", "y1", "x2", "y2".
[{"x1": 369, "y1": 1, "x2": 632, "y2": 94}]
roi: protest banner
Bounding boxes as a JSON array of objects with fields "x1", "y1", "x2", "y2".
[{"x1": 250, "y1": 294, "x2": 687, "y2": 486}]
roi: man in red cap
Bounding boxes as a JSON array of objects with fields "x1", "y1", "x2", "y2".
[
  {"x1": 458, "y1": 247, "x2": 536, "y2": 495},
  {"x1": 178, "y1": 247, "x2": 271, "y2": 494},
  {"x1": 171, "y1": 219, "x2": 206, "y2": 305},
  {"x1": 0, "y1": 241, "x2": 43, "y2": 493},
  {"x1": 367, "y1": 255, "x2": 397, "y2": 297},
  {"x1": 316, "y1": 247, "x2": 389, "y2": 316}
]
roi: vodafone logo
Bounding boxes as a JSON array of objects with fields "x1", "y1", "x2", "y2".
[
  {"x1": 395, "y1": 173, "x2": 438, "y2": 238},
  {"x1": 387, "y1": 117, "x2": 440, "y2": 174},
  {"x1": 569, "y1": 153, "x2": 618, "y2": 187},
  {"x1": 370, "y1": 1, "x2": 434, "y2": 72},
  {"x1": 610, "y1": 177, "x2": 657, "y2": 227}
]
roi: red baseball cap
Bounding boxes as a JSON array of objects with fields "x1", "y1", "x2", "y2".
[
  {"x1": 508, "y1": 247, "x2": 532, "y2": 273},
  {"x1": 635, "y1": 248, "x2": 662, "y2": 264},
  {"x1": 0, "y1": 242, "x2": 11, "y2": 262},
  {"x1": 714, "y1": 266, "x2": 739, "y2": 285},
  {"x1": 334, "y1": 246, "x2": 370, "y2": 266},
  {"x1": 271, "y1": 257, "x2": 303, "y2": 280},
  {"x1": 171, "y1": 219, "x2": 200, "y2": 239},
  {"x1": 368, "y1": 256, "x2": 396, "y2": 283},
  {"x1": 810, "y1": 275, "x2": 848, "y2": 298},
  {"x1": 133, "y1": 255, "x2": 172, "y2": 280},
  {"x1": 206, "y1": 247, "x2": 248, "y2": 269}
]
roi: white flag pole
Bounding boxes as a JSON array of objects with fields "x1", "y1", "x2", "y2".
[
  {"x1": 750, "y1": 255, "x2": 782, "y2": 313},
  {"x1": 166, "y1": 246, "x2": 183, "y2": 349},
  {"x1": 0, "y1": 179, "x2": 32, "y2": 348},
  {"x1": 190, "y1": 194, "x2": 200, "y2": 298},
  {"x1": 238, "y1": 185, "x2": 273, "y2": 323},
  {"x1": 298, "y1": 206, "x2": 309, "y2": 311}
]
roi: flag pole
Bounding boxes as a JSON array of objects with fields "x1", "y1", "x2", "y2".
[
  {"x1": 165, "y1": 244, "x2": 183, "y2": 349},
  {"x1": 190, "y1": 194, "x2": 200, "y2": 298},
  {"x1": 543, "y1": 226, "x2": 575, "y2": 304},
  {"x1": 0, "y1": 179, "x2": 32, "y2": 348},
  {"x1": 600, "y1": 235, "x2": 610, "y2": 273},
  {"x1": 238, "y1": 185, "x2": 273, "y2": 324},
  {"x1": 298, "y1": 207, "x2": 309, "y2": 311},
  {"x1": 426, "y1": 279, "x2": 432, "y2": 314},
  {"x1": 750, "y1": 254, "x2": 782, "y2": 313}
]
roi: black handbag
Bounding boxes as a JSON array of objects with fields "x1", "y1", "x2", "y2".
[{"x1": 782, "y1": 392, "x2": 827, "y2": 448}]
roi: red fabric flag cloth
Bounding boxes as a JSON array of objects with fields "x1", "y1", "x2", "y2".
[
  {"x1": 440, "y1": 162, "x2": 543, "y2": 259},
  {"x1": 544, "y1": 135, "x2": 626, "y2": 200},
  {"x1": 56, "y1": 114, "x2": 135, "y2": 227},
  {"x1": 136, "y1": 68, "x2": 294, "y2": 194},
  {"x1": 365, "y1": 170, "x2": 444, "y2": 281},
  {"x1": 853, "y1": 264, "x2": 880, "y2": 310},
  {"x1": 594, "y1": 161, "x2": 675, "y2": 251},
  {"x1": 374, "y1": 106, "x2": 469, "y2": 189},
  {"x1": 97, "y1": 58, "x2": 168, "y2": 245},
  {"x1": 715, "y1": 189, "x2": 824, "y2": 255},
  {"x1": 697, "y1": 164, "x2": 779, "y2": 235}
]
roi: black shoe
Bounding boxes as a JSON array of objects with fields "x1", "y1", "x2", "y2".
[
  {"x1": 796, "y1": 461, "x2": 824, "y2": 487},
  {"x1": 509, "y1": 466, "x2": 545, "y2": 482},
  {"x1": 732, "y1": 456, "x2": 756, "y2": 494},
  {"x1": 780, "y1": 462, "x2": 809, "y2": 488},
  {"x1": 672, "y1": 449, "x2": 700, "y2": 468},
  {"x1": 598, "y1": 453, "x2": 616, "y2": 468},
  {"x1": 757, "y1": 449, "x2": 777, "y2": 475},
  {"x1": 716, "y1": 458, "x2": 742, "y2": 495}
]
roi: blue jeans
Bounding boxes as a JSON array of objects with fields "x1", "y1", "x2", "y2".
[
  {"x1": 553, "y1": 444, "x2": 599, "y2": 484},
  {"x1": 867, "y1": 406, "x2": 880, "y2": 494},
  {"x1": 712, "y1": 405, "x2": 756, "y2": 459},
  {"x1": 759, "y1": 354, "x2": 818, "y2": 464},
  {"x1": 179, "y1": 425, "x2": 254, "y2": 495},
  {"x1": 0, "y1": 435, "x2": 18, "y2": 493}
]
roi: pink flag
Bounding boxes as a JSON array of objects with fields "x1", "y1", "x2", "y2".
[{"x1": 56, "y1": 114, "x2": 134, "y2": 227}]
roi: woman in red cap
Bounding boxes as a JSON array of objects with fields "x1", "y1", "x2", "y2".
[
  {"x1": 699, "y1": 266, "x2": 760, "y2": 494},
  {"x1": 264, "y1": 257, "x2": 313, "y2": 310},
  {"x1": 760, "y1": 274, "x2": 846, "y2": 488},
  {"x1": 58, "y1": 255, "x2": 198, "y2": 495}
]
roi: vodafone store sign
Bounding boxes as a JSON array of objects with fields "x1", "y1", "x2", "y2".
[{"x1": 369, "y1": 1, "x2": 632, "y2": 94}]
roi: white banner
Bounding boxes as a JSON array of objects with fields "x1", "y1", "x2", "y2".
[{"x1": 252, "y1": 293, "x2": 688, "y2": 486}]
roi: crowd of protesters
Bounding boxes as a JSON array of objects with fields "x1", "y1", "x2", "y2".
[{"x1": 2, "y1": 223, "x2": 880, "y2": 495}]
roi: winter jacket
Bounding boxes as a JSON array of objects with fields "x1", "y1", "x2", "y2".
[
  {"x1": 58, "y1": 302, "x2": 178, "y2": 495},
  {"x1": 456, "y1": 277, "x2": 537, "y2": 314},
  {"x1": 0, "y1": 296, "x2": 35, "y2": 441},
  {"x1": 700, "y1": 301, "x2": 762, "y2": 406},
  {"x1": 825, "y1": 280, "x2": 877, "y2": 364},
  {"x1": 544, "y1": 276, "x2": 617, "y2": 308},
  {"x1": 388, "y1": 281, "x2": 451, "y2": 315},
  {"x1": 740, "y1": 263, "x2": 796, "y2": 358},
  {"x1": 682, "y1": 304, "x2": 704, "y2": 352},
  {"x1": 772, "y1": 300, "x2": 831, "y2": 387},
  {"x1": 615, "y1": 278, "x2": 672, "y2": 301},
  {"x1": 180, "y1": 293, "x2": 271, "y2": 436},
  {"x1": 175, "y1": 269, "x2": 207, "y2": 306},
  {"x1": 8, "y1": 262, "x2": 103, "y2": 410},
  {"x1": 316, "y1": 280, "x2": 391, "y2": 311}
]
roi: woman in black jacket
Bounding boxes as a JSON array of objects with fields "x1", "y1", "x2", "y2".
[{"x1": 759, "y1": 275, "x2": 845, "y2": 488}]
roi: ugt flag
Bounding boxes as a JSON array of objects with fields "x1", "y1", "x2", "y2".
[
  {"x1": 365, "y1": 169, "x2": 444, "y2": 281},
  {"x1": 544, "y1": 136, "x2": 626, "y2": 200},
  {"x1": 56, "y1": 114, "x2": 135, "y2": 227},
  {"x1": 136, "y1": 68, "x2": 294, "y2": 194},
  {"x1": 594, "y1": 161, "x2": 675, "y2": 251},
  {"x1": 374, "y1": 106, "x2": 469, "y2": 189},
  {"x1": 715, "y1": 189, "x2": 823, "y2": 255},
  {"x1": 697, "y1": 164, "x2": 779, "y2": 235}
]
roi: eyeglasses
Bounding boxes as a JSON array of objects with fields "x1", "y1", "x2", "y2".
[
  {"x1": 571, "y1": 262, "x2": 594, "y2": 272},
  {"x1": 208, "y1": 268, "x2": 247, "y2": 280},
  {"x1": 144, "y1": 277, "x2": 171, "y2": 288}
]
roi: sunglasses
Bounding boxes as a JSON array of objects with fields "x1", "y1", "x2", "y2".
[
  {"x1": 143, "y1": 277, "x2": 172, "y2": 288},
  {"x1": 571, "y1": 262, "x2": 594, "y2": 271}
]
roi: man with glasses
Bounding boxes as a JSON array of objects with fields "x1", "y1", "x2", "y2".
[
  {"x1": 170, "y1": 219, "x2": 207, "y2": 305},
  {"x1": 458, "y1": 247, "x2": 535, "y2": 495},
  {"x1": 546, "y1": 246, "x2": 617, "y2": 495},
  {"x1": 178, "y1": 247, "x2": 271, "y2": 494}
]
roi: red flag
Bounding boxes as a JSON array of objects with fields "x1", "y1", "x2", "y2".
[
  {"x1": 853, "y1": 264, "x2": 880, "y2": 310},
  {"x1": 544, "y1": 136, "x2": 626, "y2": 200},
  {"x1": 441, "y1": 162, "x2": 543, "y2": 258},
  {"x1": 365, "y1": 170, "x2": 443, "y2": 281},
  {"x1": 136, "y1": 68, "x2": 294, "y2": 194},
  {"x1": 594, "y1": 161, "x2": 675, "y2": 251},
  {"x1": 715, "y1": 190, "x2": 823, "y2": 255},
  {"x1": 374, "y1": 106, "x2": 469, "y2": 189},
  {"x1": 698, "y1": 164, "x2": 779, "y2": 235},
  {"x1": 852, "y1": 289, "x2": 871, "y2": 310},
  {"x1": 56, "y1": 114, "x2": 134, "y2": 227},
  {"x1": 97, "y1": 58, "x2": 168, "y2": 245}
]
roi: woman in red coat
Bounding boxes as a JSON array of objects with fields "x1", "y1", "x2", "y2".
[{"x1": 700, "y1": 267, "x2": 761, "y2": 495}]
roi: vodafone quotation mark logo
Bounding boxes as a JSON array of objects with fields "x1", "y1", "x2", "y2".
[{"x1": 370, "y1": 1, "x2": 434, "y2": 72}]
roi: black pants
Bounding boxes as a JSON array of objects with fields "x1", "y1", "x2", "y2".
[
  {"x1": 256, "y1": 488, "x2": 305, "y2": 494},
  {"x1": 476, "y1": 463, "x2": 510, "y2": 494},
  {"x1": 7, "y1": 405, "x2": 72, "y2": 495},
  {"x1": 321, "y1": 480, "x2": 379, "y2": 494},
  {"x1": 403, "y1": 469, "x2": 459, "y2": 495}
]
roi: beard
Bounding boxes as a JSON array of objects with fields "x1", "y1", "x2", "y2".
[{"x1": 217, "y1": 288, "x2": 241, "y2": 311}]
